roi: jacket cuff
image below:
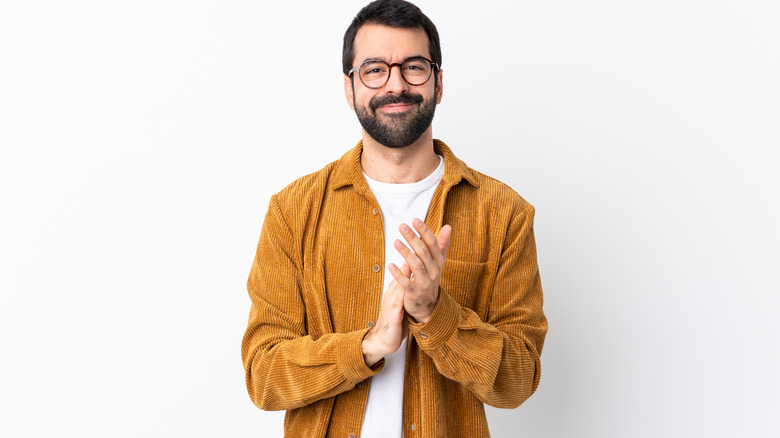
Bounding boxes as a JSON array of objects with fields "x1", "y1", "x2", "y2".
[
  {"x1": 337, "y1": 328, "x2": 385, "y2": 382},
  {"x1": 409, "y1": 290, "x2": 460, "y2": 350}
]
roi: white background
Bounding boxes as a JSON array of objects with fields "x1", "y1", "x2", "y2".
[{"x1": 1, "y1": 0, "x2": 778, "y2": 436}]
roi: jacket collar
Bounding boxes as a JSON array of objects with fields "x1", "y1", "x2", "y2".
[{"x1": 331, "y1": 139, "x2": 480, "y2": 194}]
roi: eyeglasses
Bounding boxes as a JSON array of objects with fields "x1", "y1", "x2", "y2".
[{"x1": 348, "y1": 56, "x2": 438, "y2": 89}]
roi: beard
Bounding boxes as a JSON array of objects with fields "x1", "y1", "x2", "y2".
[{"x1": 355, "y1": 91, "x2": 437, "y2": 148}]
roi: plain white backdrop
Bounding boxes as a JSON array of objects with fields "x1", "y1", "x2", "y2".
[{"x1": 1, "y1": 0, "x2": 778, "y2": 436}]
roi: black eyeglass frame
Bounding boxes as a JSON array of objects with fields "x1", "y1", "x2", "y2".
[{"x1": 348, "y1": 56, "x2": 439, "y2": 89}]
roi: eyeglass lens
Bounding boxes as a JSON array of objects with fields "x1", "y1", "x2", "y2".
[{"x1": 359, "y1": 58, "x2": 433, "y2": 88}]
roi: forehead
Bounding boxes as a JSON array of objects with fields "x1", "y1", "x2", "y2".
[{"x1": 353, "y1": 24, "x2": 430, "y2": 64}]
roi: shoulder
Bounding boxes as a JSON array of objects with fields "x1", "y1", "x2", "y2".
[
  {"x1": 275, "y1": 161, "x2": 337, "y2": 206},
  {"x1": 269, "y1": 142, "x2": 364, "y2": 234},
  {"x1": 470, "y1": 170, "x2": 535, "y2": 216},
  {"x1": 436, "y1": 139, "x2": 534, "y2": 216},
  {"x1": 270, "y1": 159, "x2": 340, "y2": 231}
]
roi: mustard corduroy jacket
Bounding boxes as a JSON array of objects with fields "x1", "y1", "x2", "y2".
[{"x1": 242, "y1": 140, "x2": 547, "y2": 437}]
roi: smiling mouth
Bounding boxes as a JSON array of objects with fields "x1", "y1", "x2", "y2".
[{"x1": 377, "y1": 103, "x2": 415, "y2": 113}]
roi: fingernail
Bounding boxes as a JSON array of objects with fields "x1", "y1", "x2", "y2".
[
  {"x1": 399, "y1": 224, "x2": 410, "y2": 233},
  {"x1": 394, "y1": 240, "x2": 404, "y2": 249},
  {"x1": 413, "y1": 218, "x2": 422, "y2": 227}
]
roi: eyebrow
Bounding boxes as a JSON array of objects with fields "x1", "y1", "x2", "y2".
[{"x1": 359, "y1": 54, "x2": 429, "y2": 64}]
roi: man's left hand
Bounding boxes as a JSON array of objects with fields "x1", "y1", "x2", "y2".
[{"x1": 388, "y1": 218, "x2": 452, "y2": 324}]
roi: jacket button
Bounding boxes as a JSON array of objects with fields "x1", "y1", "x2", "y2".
[
  {"x1": 357, "y1": 381, "x2": 365, "y2": 388},
  {"x1": 372, "y1": 208, "x2": 378, "y2": 215},
  {"x1": 368, "y1": 321, "x2": 375, "y2": 328},
  {"x1": 349, "y1": 434, "x2": 356, "y2": 438},
  {"x1": 420, "y1": 333, "x2": 428, "y2": 339},
  {"x1": 372, "y1": 264, "x2": 380, "y2": 272}
]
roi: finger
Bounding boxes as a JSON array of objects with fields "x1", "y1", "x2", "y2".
[
  {"x1": 388, "y1": 262, "x2": 413, "y2": 289},
  {"x1": 391, "y1": 262, "x2": 412, "y2": 279},
  {"x1": 391, "y1": 284, "x2": 404, "y2": 307},
  {"x1": 400, "y1": 262, "x2": 412, "y2": 278},
  {"x1": 382, "y1": 279, "x2": 398, "y2": 303},
  {"x1": 437, "y1": 224, "x2": 452, "y2": 261},
  {"x1": 398, "y1": 223, "x2": 434, "y2": 274},
  {"x1": 382, "y1": 280, "x2": 405, "y2": 314},
  {"x1": 412, "y1": 218, "x2": 443, "y2": 268},
  {"x1": 393, "y1": 238, "x2": 428, "y2": 279}
]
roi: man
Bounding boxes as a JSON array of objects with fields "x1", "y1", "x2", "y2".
[{"x1": 241, "y1": 0, "x2": 547, "y2": 436}]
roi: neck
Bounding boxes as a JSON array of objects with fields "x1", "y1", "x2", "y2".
[{"x1": 360, "y1": 128, "x2": 439, "y2": 183}]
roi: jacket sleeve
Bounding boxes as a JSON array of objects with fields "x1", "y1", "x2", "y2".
[
  {"x1": 241, "y1": 195, "x2": 382, "y2": 411},
  {"x1": 407, "y1": 203, "x2": 547, "y2": 408}
]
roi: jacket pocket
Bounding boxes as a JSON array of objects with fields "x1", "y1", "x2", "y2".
[{"x1": 440, "y1": 259, "x2": 487, "y2": 309}]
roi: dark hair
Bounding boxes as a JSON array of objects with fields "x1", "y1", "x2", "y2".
[{"x1": 342, "y1": 0, "x2": 442, "y2": 75}]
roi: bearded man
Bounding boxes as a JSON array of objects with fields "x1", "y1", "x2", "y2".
[{"x1": 241, "y1": 1, "x2": 547, "y2": 436}]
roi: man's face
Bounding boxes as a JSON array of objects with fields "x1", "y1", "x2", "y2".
[{"x1": 345, "y1": 24, "x2": 443, "y2": 148}]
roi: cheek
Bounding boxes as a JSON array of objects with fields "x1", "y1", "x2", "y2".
[{"x1": 354, "y1": 90, "x2": 378, "y2": 109}]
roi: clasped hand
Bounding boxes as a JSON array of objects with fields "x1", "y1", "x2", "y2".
[{"x1": 362, "y1": 218, "x2": 451, "y2": 366}]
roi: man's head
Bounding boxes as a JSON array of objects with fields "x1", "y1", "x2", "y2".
[
  {"x1": 342, "y1": 0, "x2": 441, "y2": 77},
  {"x1": 343, "y1": 0, "x2": 443, "y2": 148}
]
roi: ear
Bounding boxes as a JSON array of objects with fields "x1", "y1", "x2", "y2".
[
  {"x1": 435, "y1": 68, "x2": 443, "y2": 104},
  {"x1": 344, "y1": 75, "x2": 355, "y2": 110}
]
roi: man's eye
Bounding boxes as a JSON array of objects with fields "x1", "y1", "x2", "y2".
[
  {"x1": 404, "y1": 63, "x2": 426, "y2": 71},
  {"x1": 362, "y1": 65, "x2": 388, "y2": 76}
]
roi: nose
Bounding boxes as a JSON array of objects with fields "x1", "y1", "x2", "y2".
[{"x1": 383, "y1": 64, "x2": 409, "y2": 94}]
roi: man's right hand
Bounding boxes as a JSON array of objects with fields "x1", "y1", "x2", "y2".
[{"x1": 361, "y1": 264, "x2": 412, "y2": 367}]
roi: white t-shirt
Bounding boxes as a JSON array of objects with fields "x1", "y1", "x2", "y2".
[{"x1": 360, "y1": 155, "x2": 445, "y2": 438}]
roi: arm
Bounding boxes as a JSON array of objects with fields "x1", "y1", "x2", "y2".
[
  {"x1": 393, "y1": 206, "x2": 547, "y2": 408},
  {"x1": 241, "y1": 195, "x2": 383, "y2": 411}
]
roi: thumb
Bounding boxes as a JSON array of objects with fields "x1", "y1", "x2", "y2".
[
  {"x1": 387, "y1": 281, "x2": 405, "y2": 307},
  {"x1": 437, "y1": 224, "x2": 452, "y2": 261}
]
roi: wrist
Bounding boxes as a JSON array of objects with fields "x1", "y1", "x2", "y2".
[
  {"x1": 361, "y1": 333, "x2": 384, "y2": 367},
  {"x1": 409, "y1": 311, "x2": 431, "y2": 324},
  {"x1": 408, "y1": 296, "x2": 437, "y2": 324}
]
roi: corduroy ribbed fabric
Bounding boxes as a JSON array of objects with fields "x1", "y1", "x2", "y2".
[{"x1": 242, "y1": 140, "x2": 547, "y2": 438}]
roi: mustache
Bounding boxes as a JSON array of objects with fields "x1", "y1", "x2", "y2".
[{"x1": 369, "y1": 93, "x2": 424, "y2": 112}]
